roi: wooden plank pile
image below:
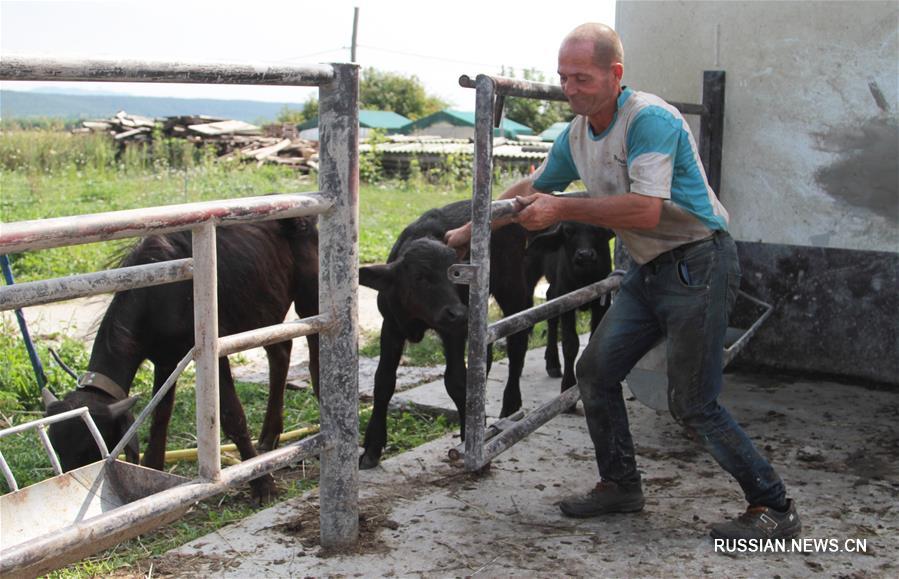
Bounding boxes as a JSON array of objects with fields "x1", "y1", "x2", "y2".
[{"x1": 75, "y1": 111, "x2": 319, "y2": 171}]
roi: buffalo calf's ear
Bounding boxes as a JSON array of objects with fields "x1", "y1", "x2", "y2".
[
  {"x1": 41, "y1": 387, "x2": 60, "y2": 409},
  {"x1": 527, "y1": 225, "x2": 565, "y2": 253},
  {"x1": 359, "y1": 262, "x2": 397, "y2": 292}
]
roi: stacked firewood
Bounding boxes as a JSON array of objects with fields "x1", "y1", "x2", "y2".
[{"x1": 75, "y1": 111, "x2": 319, "y2": 171}]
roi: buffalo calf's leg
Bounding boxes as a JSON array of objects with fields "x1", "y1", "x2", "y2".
[
  {"x1": 361, "y1": 322, "x2": 404, "y2": 469},
  {"x1": 258, "y1": 341, "x2": 291, "y2": 451}
]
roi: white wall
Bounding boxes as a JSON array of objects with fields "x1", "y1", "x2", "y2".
[{"x1": 616, "y1": 1, "x2": 898, "y2": 251}]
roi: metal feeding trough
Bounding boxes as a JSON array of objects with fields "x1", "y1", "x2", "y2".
[
  {"x1": 626, "y1": 290, "x2": 774, "y2": 411},
  {"x1": 0, "y1": 405, "x2": 189, "y2": 578},
  {"x1": 1, "y1": 460, "x2": 188, "y2": 578}
]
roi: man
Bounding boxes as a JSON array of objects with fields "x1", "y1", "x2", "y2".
[{"x1": 445, "y1": 23, "x2": 800, "y2": 540}]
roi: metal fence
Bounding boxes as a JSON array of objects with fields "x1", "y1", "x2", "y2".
[
  {"x1": 0, "y1": 56, "x2": 360, "y2": 574},
  {"x1": 454, "y1": 72, "x2": 725, "y2": 471}
]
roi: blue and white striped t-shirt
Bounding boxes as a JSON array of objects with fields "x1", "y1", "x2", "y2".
[{"x1": 532, "y1": 87, "x2": 729, "y2": 264}]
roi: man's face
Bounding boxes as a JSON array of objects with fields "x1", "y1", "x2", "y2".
[{"x1": 558, "y1": 39, "x2": 621, "y2": 118}]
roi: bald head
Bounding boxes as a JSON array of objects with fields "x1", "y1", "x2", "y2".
[{"x1": 561, "y1": 23, "x2": 624, "y2": 67}]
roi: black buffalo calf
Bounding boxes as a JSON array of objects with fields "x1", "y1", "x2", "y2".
[
  {"x1": 526, "y1": 221, "x2": 614, "y2": 392},
  {"x1": 359, "y1": 200, "x2": 532, "y2": 469},
  {"x1": 43, "y1": 217, "x2": 320, "y2": 503}
]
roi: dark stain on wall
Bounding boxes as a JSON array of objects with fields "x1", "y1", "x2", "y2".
[
  {"x1": 731, "y1": 241, "x2": 898, "y2": 385},
  {"x1": 813, "y1": 115, "x2": 898, "y2": 222}
]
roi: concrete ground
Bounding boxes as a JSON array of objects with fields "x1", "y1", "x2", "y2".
[
  {"x1": 159, "y1": 341, "x2": 898, "y2": 578},
  {"x1": 9, "y1": 295, "x2": 897, "y2": 576}
]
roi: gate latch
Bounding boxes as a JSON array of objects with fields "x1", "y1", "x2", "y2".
[{"x1": 448, "y1": 264, "x2": 479, "y2": 286}]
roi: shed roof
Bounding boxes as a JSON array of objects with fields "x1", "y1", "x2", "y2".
[
  {"x1": 539, "y1": 121, "x2": 569, "y2": 142},
  {"x1": 400, "y1": 109, "x2": 535, "y2": 137},
  {"x1": 297, "y1": 109, "x2": 411, "y2": 131}
]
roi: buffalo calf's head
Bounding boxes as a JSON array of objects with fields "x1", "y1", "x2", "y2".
[
  {"x1": 43, "y1": 388, "x2": 140, "y2": 471},
  {"x1": 360, "y1": 238, "x2": 468, "y2": 336}
]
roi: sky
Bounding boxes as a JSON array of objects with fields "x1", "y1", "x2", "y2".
[{"x1": 0, "y1": 0, "x2": 616, "y2": 108}]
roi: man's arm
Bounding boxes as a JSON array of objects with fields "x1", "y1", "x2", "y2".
[
  {"x1": 513, "y1": 191, "x2": 662, "y2": 231},
  {"x1": 443, "y1": 177, "x2": 538, "y2": 251}
]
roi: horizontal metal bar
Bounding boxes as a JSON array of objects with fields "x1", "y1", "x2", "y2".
[
  {"x1": 0, "y1": 433, "x2": 325, "y2": 575},
  {"x1": 0, "y1": 259, "x2": 193, "y2": 312},
  {"x1": 459, "y1": 74, "x2": 567, "y2": 102},
  {"x1": 668, "y1": 101, "x2": 706, "y2": 116},
  {"x1": 477, "y1": 386, "x2": 582, "y2": 468},
  {"x1": 218, "y1": 315, "x2": 330, "y2": 356},
  {"x1": 0, "y1": 193, "x2": 332, "y2": 255},
  {"x1": 0, "y1": 407, "x2": 91, "y2": 439},
  {"x1": 460, "y1": 74, "x2": 707, "y2": 117},
  {"x1": 487, "y1": 275, "x2": 623, "y2": 343},
  {"x1": 0, "y1": 56, "x2": 335, "y2": 86}
]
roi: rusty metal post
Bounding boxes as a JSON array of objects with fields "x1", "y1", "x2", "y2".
[
  {"x1": 317, "y1": 62, "x2": 360, "y2": 548},
  {"x1": 700, "y1": 70, "x2": 726, "y2": 198},
  {"x1": 191, "y1": 222, "x2": 220, "y2": 482},
  {"x1": 463, "y1": 74, "x2": 497, "y2": 472}
]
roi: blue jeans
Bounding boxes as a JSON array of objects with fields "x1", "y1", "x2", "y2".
[{"x1": 575, "y1": 231, "x2": 786, "y2": 508}]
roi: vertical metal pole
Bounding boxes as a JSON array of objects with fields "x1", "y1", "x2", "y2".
[
  {"x1": 464, "y1": 75, "x2": 495, "y2": 472},
  {"x1": 351, "y1": 7, "x2": 360, "y2": 63},
  {"x1": 700, "y1": 70, "x2": 726, "y2": 199},
  {"x1": 1, "y1": 255, "x2": 47, "y2": 392},
  {"x1": 192, "y1": 222, "x2": 221, "y2": 481},
  {"x1": 318, "y1": 62, "x2": 360, "y2": 548}
]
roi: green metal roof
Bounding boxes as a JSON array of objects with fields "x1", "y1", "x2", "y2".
[
  {"x1": 298, "y1": 109, "x2": 411, "y2": 131},
  {"x1": 539, "y1": 121, "x2": 569, "y2": 142},
  {"x1": 400, "y1": 109, "x2": 535, "y2": 138}
]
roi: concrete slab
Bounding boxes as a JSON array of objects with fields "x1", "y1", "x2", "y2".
[{"x1": 162, "y1": 341, "x2": 898, "y2": 577}]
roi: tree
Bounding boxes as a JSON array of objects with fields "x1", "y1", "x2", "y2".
[
  {"x1": 359, "y1": 68, "x2": 447, "y2": 120},
  {"x1": 499, "y1": 67, "x2": 573, "y2": 133},
  {"x1": 276, "y1": 95, "x2": 320, "y2": 125}
]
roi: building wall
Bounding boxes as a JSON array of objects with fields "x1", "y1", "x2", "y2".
[
  {"x1": 616, "y1": 1, "x2": 898, "y2": 383},
  {"x1": 616, "y1": 0, "x2": 897, "y2": 250}
]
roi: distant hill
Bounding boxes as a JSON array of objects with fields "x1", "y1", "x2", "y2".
[{"x1": 0, "y1": 90, "x2": 303, "y2": 123}]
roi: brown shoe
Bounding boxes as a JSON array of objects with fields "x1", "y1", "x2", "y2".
[
  {"x1": 709, "y1": 499, "x2": 801, "y2": 540},
  {"x1": 559, "y1": 481, "x2": 645, "y2": 518}
]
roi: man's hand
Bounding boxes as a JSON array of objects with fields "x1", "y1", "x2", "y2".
[
  {"x1": 513, "y1": 193, "x2": 563, "y2": 231},
  {"x1": 444, "y1": 222, "x2": 472, "y2": 259}
]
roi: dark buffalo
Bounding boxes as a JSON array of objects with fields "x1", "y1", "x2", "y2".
[
  {"x1": 526, "y1": 221, "x2": 614, "y2": 392},
  {"x1": 43, "y1": 217, "x2": 319, "y2": 502},
  {"x1": 358, "y1": 200, "x2": 532, "y2": 469}
]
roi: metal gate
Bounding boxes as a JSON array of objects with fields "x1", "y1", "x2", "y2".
[
  {"x1": 453, "y1": 71, "x2": 725, "y2": 471},
  {"x1": 0, "y1": 56, "x2": 360, "y2": 575}
]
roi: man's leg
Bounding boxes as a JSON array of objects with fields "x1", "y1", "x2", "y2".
[
  {"x1": 559, "y1": 268, "x2": 662, "y2": 517},
  {"x1": 658, "y1": 234, "x2": 798, "y2": 538}
]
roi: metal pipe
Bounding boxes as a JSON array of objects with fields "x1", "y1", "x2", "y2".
[
  {"x1": 722, "y1": 291, "x2": 773, "y2": 367},
  {"x1": 0, "y1": 451, "x2": 17, "y2": 492},
  {"x1": 316, "y1": 62, "x2": 360, "y2": 549},
  {"x1": 487, "y1": 275, "x2": 623, "y2": 343},
  {"x1": 0, "y1": 406, "x2": 92, "y2": 439},
  {"x1": 448, "y1": 409, "x2": 524, "y2": 461},
  {"x1": 459, "y1": 73, "x2": 707, "y2": 117},
  {"x1": 478, "y1": 386, "x2": 582, "y2": 468},
  {"x1": 463, "y1": 74, "x2": 497, "y2": 472},
  {"x1": 217, "y1": 315, "x2": 330, "y2": 356},
  {"x1": 107, "y1": 350, "x2": 194, "y2": 461},
  {"x1": 0, "y1": 434, "x2": 326, "y2": 577},
  {"x1": 1, "y1": 255, "x2": 46, "y2": 391},
  {"x1": 0, "y1": 193, "x2": 332, "y2": 255},
  {"x1": 37, "y1": 425, "x2": 64, "y2": 476},
  {"x1": 0, "y1": 55, "x2": 335, "y2": 86},
  {"x1": 459, "y1": 74, "x2": 567, "y2": 102},
  {"x1": 191, "y1": 223, "x2": 220, "y2": 482},
  {"x1": 0, "y1": 259, "x2": 193, "y2": 312}
]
